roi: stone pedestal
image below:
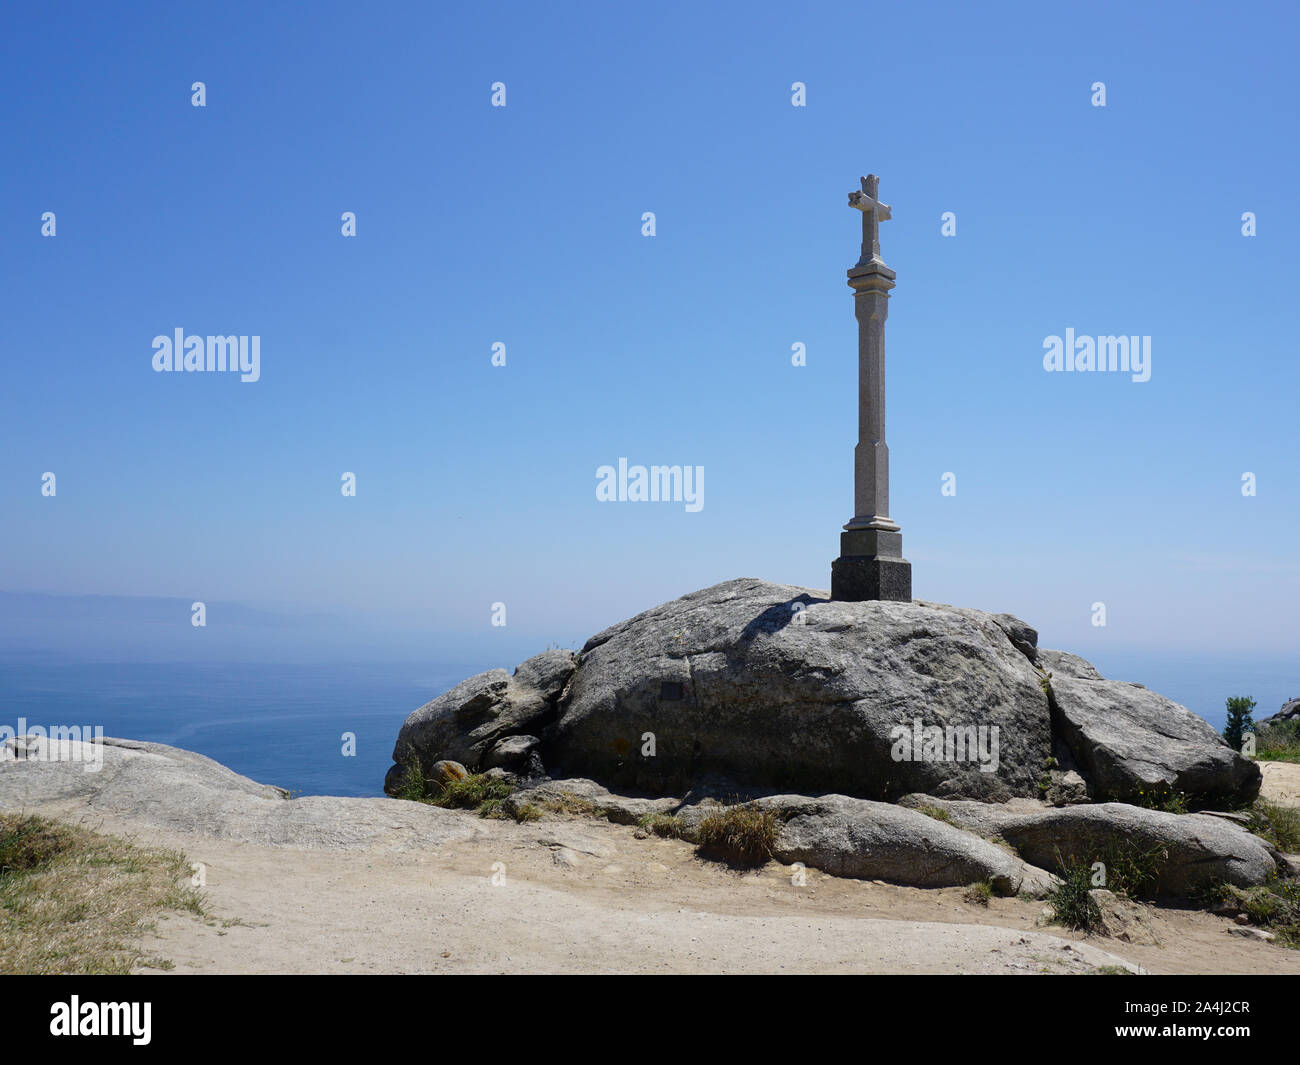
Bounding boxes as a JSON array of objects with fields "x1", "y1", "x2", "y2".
[{"x1": 831, "y1": 529, "x2": 912, "y2": 602}]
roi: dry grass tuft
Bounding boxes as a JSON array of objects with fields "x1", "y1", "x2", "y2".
[
  {"x1": 694, "y1": 804, "x2": 779, "y2": 867},
  {"x1": 0, "y1": 813, "x2": 204, "y2": 974}
]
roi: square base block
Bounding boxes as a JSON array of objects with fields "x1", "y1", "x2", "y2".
[{"x1": 831, "y1": 555, "x2": 912, "y2": 602}]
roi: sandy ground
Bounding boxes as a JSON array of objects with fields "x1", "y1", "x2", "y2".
[
  {"x1": 8, "y1": 751, "x2": 1299, "y2": 975},
  {"x1": 35, "y1": 790, "x2": 1299, "y2": 977},
  {"x1": 1260, "y1": 760, "x2": 1300, "y2": 806}
]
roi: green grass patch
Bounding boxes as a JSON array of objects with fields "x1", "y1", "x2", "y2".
[
  {"x1": 637, "y1": 813, "x2": 693, "y2": 840},
  {"x1": 509, "y1": 803, "x2": 542, "y2": 823},
  {"x1": 390, "y1": 762, "x2": 428, "y2": 802},
  {"x1": 1256, "y1": 719, "x2": 1300, "y2": 763},
  {"x1": 1247, "y1": 799, "x2": 1300, "y2": 853},
  {"x1": 1093, "y1": 838, "x2": 1170, "y2": 899},
  {"x1": 536, "y1": 792, "x2": 601, "y2": 817},
  {"x1": 916, "y1": 804, "x2": 953, "y2": 824},
  {"x1": 430, "y1": 774, "x2": 515, "y2": 811},
  {"x1": 1206, "y1": 876, "x2": 1300, "y2": 949},
  {"x1": 0, "y1": 813, "x2": 204, "y2": 974},
  {"x1": 0, "y1": 816, "x2": 79, "y2": 879},
  {"x1": 392, "y1": 763, "x2": 517, "y2": 814},
  {"x1": 1045, "y1": 835, "x2": 1170, "y2": 933}
]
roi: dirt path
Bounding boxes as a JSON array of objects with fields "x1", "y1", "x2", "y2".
[{"x1": 41, "y1": 805, "x2": 1293, "y2": 976}]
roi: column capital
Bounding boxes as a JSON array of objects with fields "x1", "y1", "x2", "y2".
[{"x1": 847, "y1": 262, "x2": 896, "y2": 294}]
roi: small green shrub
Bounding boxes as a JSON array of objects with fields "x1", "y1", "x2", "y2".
[
  {"x1": 432, "y1": 774, "x2": 515, "y2": 811},
  {"x1": 1095, "y1": 838, "x2": 1170, "y2": 899},
  {"x1": 391, "y1": 762, "x2": 427, "y2": 802},
  {"x1": 1047, "y1": 859, "x2": 1103, "y2": 932},
  {"x1": 963, "y1": 881, "x2": 993, "y2": 907},
  {"x1": 916, "y1": 804, "x2": 952, "y2": 824}
]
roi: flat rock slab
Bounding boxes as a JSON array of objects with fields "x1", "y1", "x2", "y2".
[
  {"x1": 507, "y1": 777, "x2": 680, "y2": 826},
  {"x1": 763, "y1": 794, "x2": 1038, "y2": 894},
  {"x1": 677, "y1": 792, "x2": 1053, "y2": 894},
  {"x1": 0, "y1": 736, "x2": 483, "y2": 851},
  {"x1": 533, "y1": 827, "x2": 620, "y2": 860},
  {"x1": 909, "y1": 797, "x2": 1281, "y2": 899}
]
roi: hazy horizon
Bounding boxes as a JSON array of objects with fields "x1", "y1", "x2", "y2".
[{"x1": 2, "y1": 588, "x2": 1295, "y2": 736}]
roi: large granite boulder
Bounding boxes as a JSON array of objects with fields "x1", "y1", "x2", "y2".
[
  {"x1": 753, "y1": 794, "x2": 1042, "y2": 894},
  {"x1": 545, "y1": 579, "x2": 1051, "y2": 801},
  {"x1": 387, "y1": 649, "x2": 574, "y2": 786},
  {"x1": 383, "y1": 579, "x2": 1261, "y2": 810},
  {"x1": 1050, "y1": 676, "x2": 1260, "y2": 806}
]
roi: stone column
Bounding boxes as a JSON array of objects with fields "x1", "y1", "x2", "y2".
[{"x1": 831, "y1": 175, "x2": 912, "y2": 602}]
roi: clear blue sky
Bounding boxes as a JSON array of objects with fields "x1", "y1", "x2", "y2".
[{"x1": 2, "y1": 0, "x2": 1297, "y2": 666}]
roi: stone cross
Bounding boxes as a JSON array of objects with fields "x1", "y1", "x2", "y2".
[
  {"x1": 849, "y1": 174, "x2": 891, "y2": 267},
  {"x1": 831, "y1": 174, "x2": 912, "y2": 602}
]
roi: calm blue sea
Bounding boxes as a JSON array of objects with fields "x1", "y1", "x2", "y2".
[
  {"x1": 0, "y1": 661, "x2": 473, "y2": 797},
  {"x1": 1, "y1": 653, "x2": 1294, "y2": 796}
]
